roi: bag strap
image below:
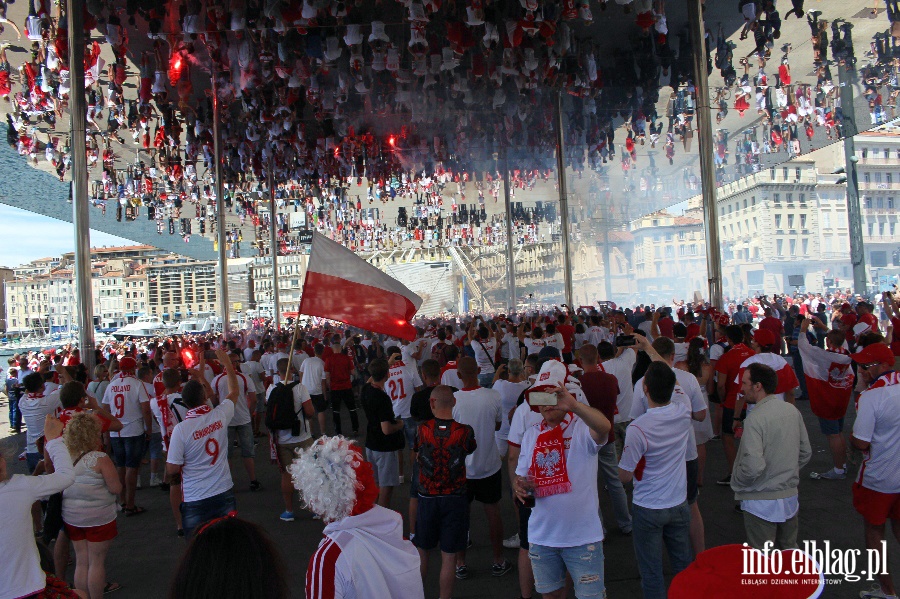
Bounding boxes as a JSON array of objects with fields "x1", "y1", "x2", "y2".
[
  {"x1": 171, "y1": 399, "x2": 188, "y2": 423},
  {"x1": 476, "y1": 339, "x2": 496, "y2": 369},
  {"x1": 73, "y1": 451, "x2": 88, "y2": 467}
]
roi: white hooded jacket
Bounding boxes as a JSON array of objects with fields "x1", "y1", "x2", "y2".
[{"x1": 306, "y1": 505, "x2": 424, "y2": 599}]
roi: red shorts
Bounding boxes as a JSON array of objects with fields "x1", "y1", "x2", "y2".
[
  {"x1": 65, "y1": 520, "x2": 118, "y2": 542},
  {"x1": 853, "y1": 482, "x2": 900, "y2": 525}
]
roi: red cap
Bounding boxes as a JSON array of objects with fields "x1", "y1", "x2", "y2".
[
  {"x1": 118, "y1": 357, "x2": 137, "y2": 371},
  {"x1": 752, "y1": 329, "x2": 777, "y2": 347},
  {"x1": 852, "y1": 343, "x2": 896, "y2": 368},
  {"x1": 716, "y1": 313, "x2": 730, "y2": 327},
  {"x1": 840, "y1": 302, "x2": 852, "y2": 313}
]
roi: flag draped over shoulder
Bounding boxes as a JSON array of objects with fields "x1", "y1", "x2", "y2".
[{"x1": 299, "y1": 233, "x2": 423, "y2": 341}]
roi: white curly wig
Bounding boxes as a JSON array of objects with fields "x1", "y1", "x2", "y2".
[{"x1": 289, "y1": 436, "x2": 376, "y2": 524}]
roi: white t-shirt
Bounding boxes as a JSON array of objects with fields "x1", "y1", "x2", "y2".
[
  {"x1": 853, "y1": 383, "x2": 900, "y2": 493},
  {"x1": 516, "y1": 416, "x2": 604, "y2": 547},
  {"x1": 601, "y1": 349, "x2": 637, "y2": 423},
  {"x1": 150, "y1": 392, "x2": 190, "y2": 452},
  {"x1": 620, "y1": 401, "x2": 692, "y2": 509},
  {"x1": 240, "y1": 360, "x2": 266, "y2": 394},
  {"x1": 502, "y1": 332, "x2": 519, "y2": 360},
  {"x1": 143, "y1": 382, "x2": 161, "y2": 433},
  {"x1": 265, "y1": 382, "x2": 313, "y2": 444},
  {"x1": 291, "y1": 351, "x2": 308, "y2": 375},
  {"x1": 260, "y1": 352, "x2": 277, "y2": 376},
  {"x1": 167, "y1": 401, "x2": 235, "y2": 503},
  {"x1": 471, "y1": 337, "x2": 498, "y2": 374},
  {"x1": 19, "y1": 390, "x2": 62, "y2": 453},
  {"x1": 586, "y1": 325, "x2": 610, "y2": 347},
  {"x1": 103, "y1": 373, "x2": 151, "y2": 438},
  {"x1": 242, "y1": 346, "x2": 256, "y2": 362},
  {"x1": 493, "y1": 379, "x2": 531, "y2": 442},
  {"x1": 523, "y1": 337, "x2": 547, "y2": 357},
  {"x1": 387, "y1": 361, "x2": 422, "y2": 419},
  {"x1": 631, "y1": 367, "x2": 706, "y2": 460},
  {"x1": 546, "y1": 333, "x2": 564, "y2": 352},
  {"x1": 440, "y1": 365, "x2": 464, "y2": 390},
  {"x1": 300, "y1": 357, "x2": 326, "y2": 395},
  {"x1": 452, "y1": 387, "x2": 502, "y2": 479},
  {"x1": 212, "y1": 372, "x2": 252, "y2": 426}
]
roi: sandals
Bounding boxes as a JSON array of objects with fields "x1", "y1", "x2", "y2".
[
  {"x1": 103, "y1": 582, "x2": 123, "y2": 594},
  {"x1": 122, "y1": 506, "x2": 146, "y2": 517}
]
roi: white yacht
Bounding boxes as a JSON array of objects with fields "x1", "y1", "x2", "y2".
[
  {"x1": 174, "y1": 315, "x2": 222, "y2": 336},
  {"x1": 112, "y1": 315, "x2": 170, "y2": 340}
]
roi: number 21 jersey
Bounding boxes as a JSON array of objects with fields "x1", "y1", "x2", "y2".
[{"x1": 386, "y1": 361, "x2": 422, "y2": 419}]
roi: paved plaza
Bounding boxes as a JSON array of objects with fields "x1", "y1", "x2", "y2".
[{"x1": 1, "y1": 379, "x2": 895, "y2": 599}]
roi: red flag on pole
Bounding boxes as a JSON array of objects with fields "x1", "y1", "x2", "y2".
[{"x1": 299, "y1": 232, "x2": 423, "y2": 341}]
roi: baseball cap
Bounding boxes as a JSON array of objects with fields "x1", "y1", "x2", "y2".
[
  {"x1": 853, "y1": 322, "x2": 872, "y2": 338},
  {"x1": 752, "y1": 329, "x2": 777, "y2": 347},
  {"x1": 118, "y1": 356, "x2": 137, "y2": 371},
  {"x1": 525, "y1": 359, "x2": 568, "y2": 411},
  {"x1": 851, "y1": 343, "x2": 895, "y2": 368}
]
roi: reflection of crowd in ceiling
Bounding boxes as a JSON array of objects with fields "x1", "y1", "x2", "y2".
[{"x1": 0, "y1": 0, "x2": 889, "y2": 254}]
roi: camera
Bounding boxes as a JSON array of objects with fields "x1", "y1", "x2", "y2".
[
  {"x1": 529, "y1": 391, "x2": 558, "y2": 406},
  {"x1": 616, "y1": 335, "x2": 636, "y2": 347}
]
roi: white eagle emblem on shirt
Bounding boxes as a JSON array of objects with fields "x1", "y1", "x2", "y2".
[{"x1": 535, "y1": 448, "x2": 562, "y2": 477}]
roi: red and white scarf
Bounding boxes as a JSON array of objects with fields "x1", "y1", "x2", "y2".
[
  {"x1": 185, "y1": 404, "x2": 212, "y2": 419},
  {"x1": 530, "y1": 413, "x2": 574, "y2": 498}
]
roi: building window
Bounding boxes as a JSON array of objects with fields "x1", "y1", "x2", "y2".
[
  {"x1": 822, "y1": 212, "x2": 831, "y2": 228},
  {"x1": 800, "y1": 214, "x2": 807, "y2": 229},
  {"x1": 787, "y1": 193, "x2": 794, "y2": 204},
  {"x1": 802, "y1": 239, "x2": 809, "y2": 255},
  {"x1": 678, "y1": 230, "x2": 686, "y2": 240},
  {"x1": 799, "y1": 193, "x2": 806, "y2": 204},
  {"x1": 788, "y1": 214, "x2": 795, "y2": 229},
  {"x1": 777, "y1": 239, "x2": 784, "y2": 256},
  {"x1": 869, "y1": 222, "x2": 875, "y2": 236},
  {"x1": 866, "y1": 198, "x2": 873, "y2": 209},
  {"x1": 743, "y1": 199, "x2": 748, "y2": 209},
  {"x1": 795, "y1": 168, "x2": 801, "y2": 181},
  {"x1": 890, "y1": 198, "x2": 895, "y2": 209},
  {"x1": 865, "y1": 172, "x2": 871, "y2": 185},
  {"x1": 789, "y1": 239, "x2": 797, "y2": 255},
  {"x1": 878, "y1": 197, "x2": 884, "y2": 209},
  {"x1": 751, "y1": 196, "x2": 756, "y2": 206},
  {"x1": 773, "y1": 193, "x2": 780, "y2": 203},
  {"x1": 775, "y1": 215, "x2": 782, "y2": 229}
]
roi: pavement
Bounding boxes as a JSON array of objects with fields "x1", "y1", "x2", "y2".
[{"x1": 0, "y1": 386, "x2": 896, "y2": 599}]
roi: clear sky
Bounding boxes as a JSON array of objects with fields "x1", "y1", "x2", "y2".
[{"x1": 0, "y1": 204, "x2": 137, "y2": 268}]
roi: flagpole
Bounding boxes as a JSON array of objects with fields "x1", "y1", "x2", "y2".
[
  {"x1": 212, "y1": 73, "x2": 229, "y2": 335},
  {"x1": 268, "y1": 155, "x2": 281, "y2": 330}
]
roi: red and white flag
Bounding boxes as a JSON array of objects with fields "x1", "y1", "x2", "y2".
[{"x1": 299, "y1": 232, "x2": 423, "y2": 341}]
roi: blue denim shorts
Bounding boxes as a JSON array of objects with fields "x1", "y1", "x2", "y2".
[
  {"x1": 229, "y1": 423, "x2": 256, "y2": 459},
  {"x1": 528, "y1": 541, "x2": 606, "y2": 598},
  {"x1": 818, "y1": 417, "x2": 844, "y2": 436},
  {"x1": 181, "y1": 489, "x2": 236, "y2": 538},
  {"x1": 148, "y1": 432, "x2": 164, "y2": 460},
  {"x1": 110, "y1": 435, "x2": 145, "y2": 469}
]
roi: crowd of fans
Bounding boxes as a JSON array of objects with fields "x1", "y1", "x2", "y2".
[
  {"x1": 0, "y1": 0, "x2": 888, "y2": 258},
  {"x1": 4, "y1": 282, "x2": 900, "y2": 598}
]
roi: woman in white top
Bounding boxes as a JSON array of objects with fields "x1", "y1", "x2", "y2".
[
  {"x1": 86, "y1": 365, "x2": 109, "y2": 403},
  {"x1": 674, "y1": 338, "x2": 715, "y2": 487},
  {"x1": 0, "y1": 415, "x2": 75, "y2": 599},
  {"x1": 62, "y1": 413, "x2": 122, "y2": 599}
]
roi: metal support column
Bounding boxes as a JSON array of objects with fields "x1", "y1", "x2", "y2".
[
  {"x1": 212, "y1": 75, "x2": 229, "y2": 334},
  {"x1": 687, "y1": 0, "x2": 723, "y2": 308},
  {"x1": 602, "y1": 211, "x2": 613, "y2": 300},
  {"x1": 68, "y1": 0, "x2": 95, "y2": 373},
  {"x1": 554, "y1": 92, "x2": 574, "y2": 307},
  {"x1": 268, "y1": 156, "x2": 281, "y2": 329},
  {"x1": 838, "y1": 62, "x2": 867, "y2": 295},
  {"x1": 502, "y1": 154, "x2": 516, "y2": 312}
]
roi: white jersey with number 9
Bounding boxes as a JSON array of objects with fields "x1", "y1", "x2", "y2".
[{"x1": 102, "y1": 373, "x2": 151, "y2": 438}]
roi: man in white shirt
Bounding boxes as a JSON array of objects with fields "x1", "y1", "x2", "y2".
[
  {"x1": 18, "y1": 372, "x2": 64, "y2": 473},
  {"x1": 241, "y1": 350, "x2": 267, "y2": 436},
  {"x1": 299, "y1": 343, "x2": 328, "y2": 436},
  {"x1": 513, "y1": 360, "x2": 612, "y2": 599},
  {"x1": 267, "y1": 358, "x2": 315, "y2": 522},
  {"x1": 102, "y1": 357, "x2": 152, "y2": 515},
  {"x1": 850, "y1": 343, "x2": 900, "y2": 599},
  {"x1": 150, "y1": 368, "x2": 190, "y2": 535},
  {"x1": 453, "y1": 357, "x2": 511, "y2": 578},
  {"x1": 387, "y1": 346, "x2": 424, "y2": 483},
  {"x1": 619, "y1": 362, "x2": 694, "y2": 599},
  {"x1": 597, "y1": 341, "x2": 638, "y2": 456},
  {"x1": 586, "y1": 315, "x2": 610, "y2": 347},
  {"x1": 212, "y1": 350, "x2": 261, "y2": 491},
  {"x1": 469, "y1": 323, "x2": 499, "y2": 388},
  {"x1": 166, "y1": 350, "x2": 239, "y2": 537}
]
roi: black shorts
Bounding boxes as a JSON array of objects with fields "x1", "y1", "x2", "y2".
[
  {"x1": 708, "y1": 390, "x2": 721, "y2": 405},
  {"x1": 721, "y1": 406, "x2": 746, "y2": 436},
  {"x1": 414, "y1": 494, "x2": 470, "y2": 553},
  {"x1": 516, "y1": 498, "x2": 532, "y2": 547},
  {"x1": 409, "y1": 459, "x2": 420, "y2": 499},
  {"x1": 467, "y1": 469, "x2": 502, "y2": 505},
  {"x1": 310, "y1": 394, "x2": 328, "y2": 413},
  {"x1": 686, "y1": 458, "x2": 699, "y2": 505}
]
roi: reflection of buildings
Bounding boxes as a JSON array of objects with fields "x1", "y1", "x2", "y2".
[
  {"x1": 629, "y1": 211, "x2": 707, "y2": 300},
  {"x1": 852, "y1": 130, "x2": 900, "y2": 288},
  {"x1": 145, "y1": 259, "x2": 218, "y2": 321}
]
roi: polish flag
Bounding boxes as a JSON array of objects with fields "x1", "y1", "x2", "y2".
[{"x1": 299, "y1": 232, "x2": 423, "y2": 340}]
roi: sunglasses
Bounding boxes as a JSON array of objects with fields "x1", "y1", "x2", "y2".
[{"x1": 859, "y1": 362, "x2": 881, "y2": 371}]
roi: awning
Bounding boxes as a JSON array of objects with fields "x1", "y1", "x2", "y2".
[
  {"x1": 282, "y1": 311, "x2": 299, "y2": 319},
  {"x1": 163, "y1": 313, "x2": 170, "y2": 318},
  {"x1": 124, "y1": 313, "x2": 140, "y2": 318}
]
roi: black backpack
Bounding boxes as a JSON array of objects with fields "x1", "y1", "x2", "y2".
[{"x1": 265, "y1": 381, "x2": 304, "y2": 434}]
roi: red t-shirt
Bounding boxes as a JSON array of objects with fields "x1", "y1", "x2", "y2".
[
  {"x1": 685, "y1": 323, "x2": 701, "y2": 342},
  {"x1": 325, "y1": 353, "x2": 354, "y2": 391},
  {"x1": 658, "y1": 317, "x2": 675, "y2": 339},
  {"x1": 759, "y1": 316, "x2": 784, "y2": 339},
  {"x1": 557, "y1": 324, "x2": 575, "y2": 353},
  {"x1": 841, "y1": 313, "x2": 859, "y2": 341},
  {"x1": 859, "y1": 313, "x2": 880, "y2": 334},
  {"x1": 714, "y1": 344, "x2": 756, "y2": 409},
  {"x1": 579, "y1": 370, "x2": 619, "y2": 445}
]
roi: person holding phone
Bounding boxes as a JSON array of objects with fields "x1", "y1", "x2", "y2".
[{"x1": 513, "y1": 361, "x2": 612, "y2": 599}]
